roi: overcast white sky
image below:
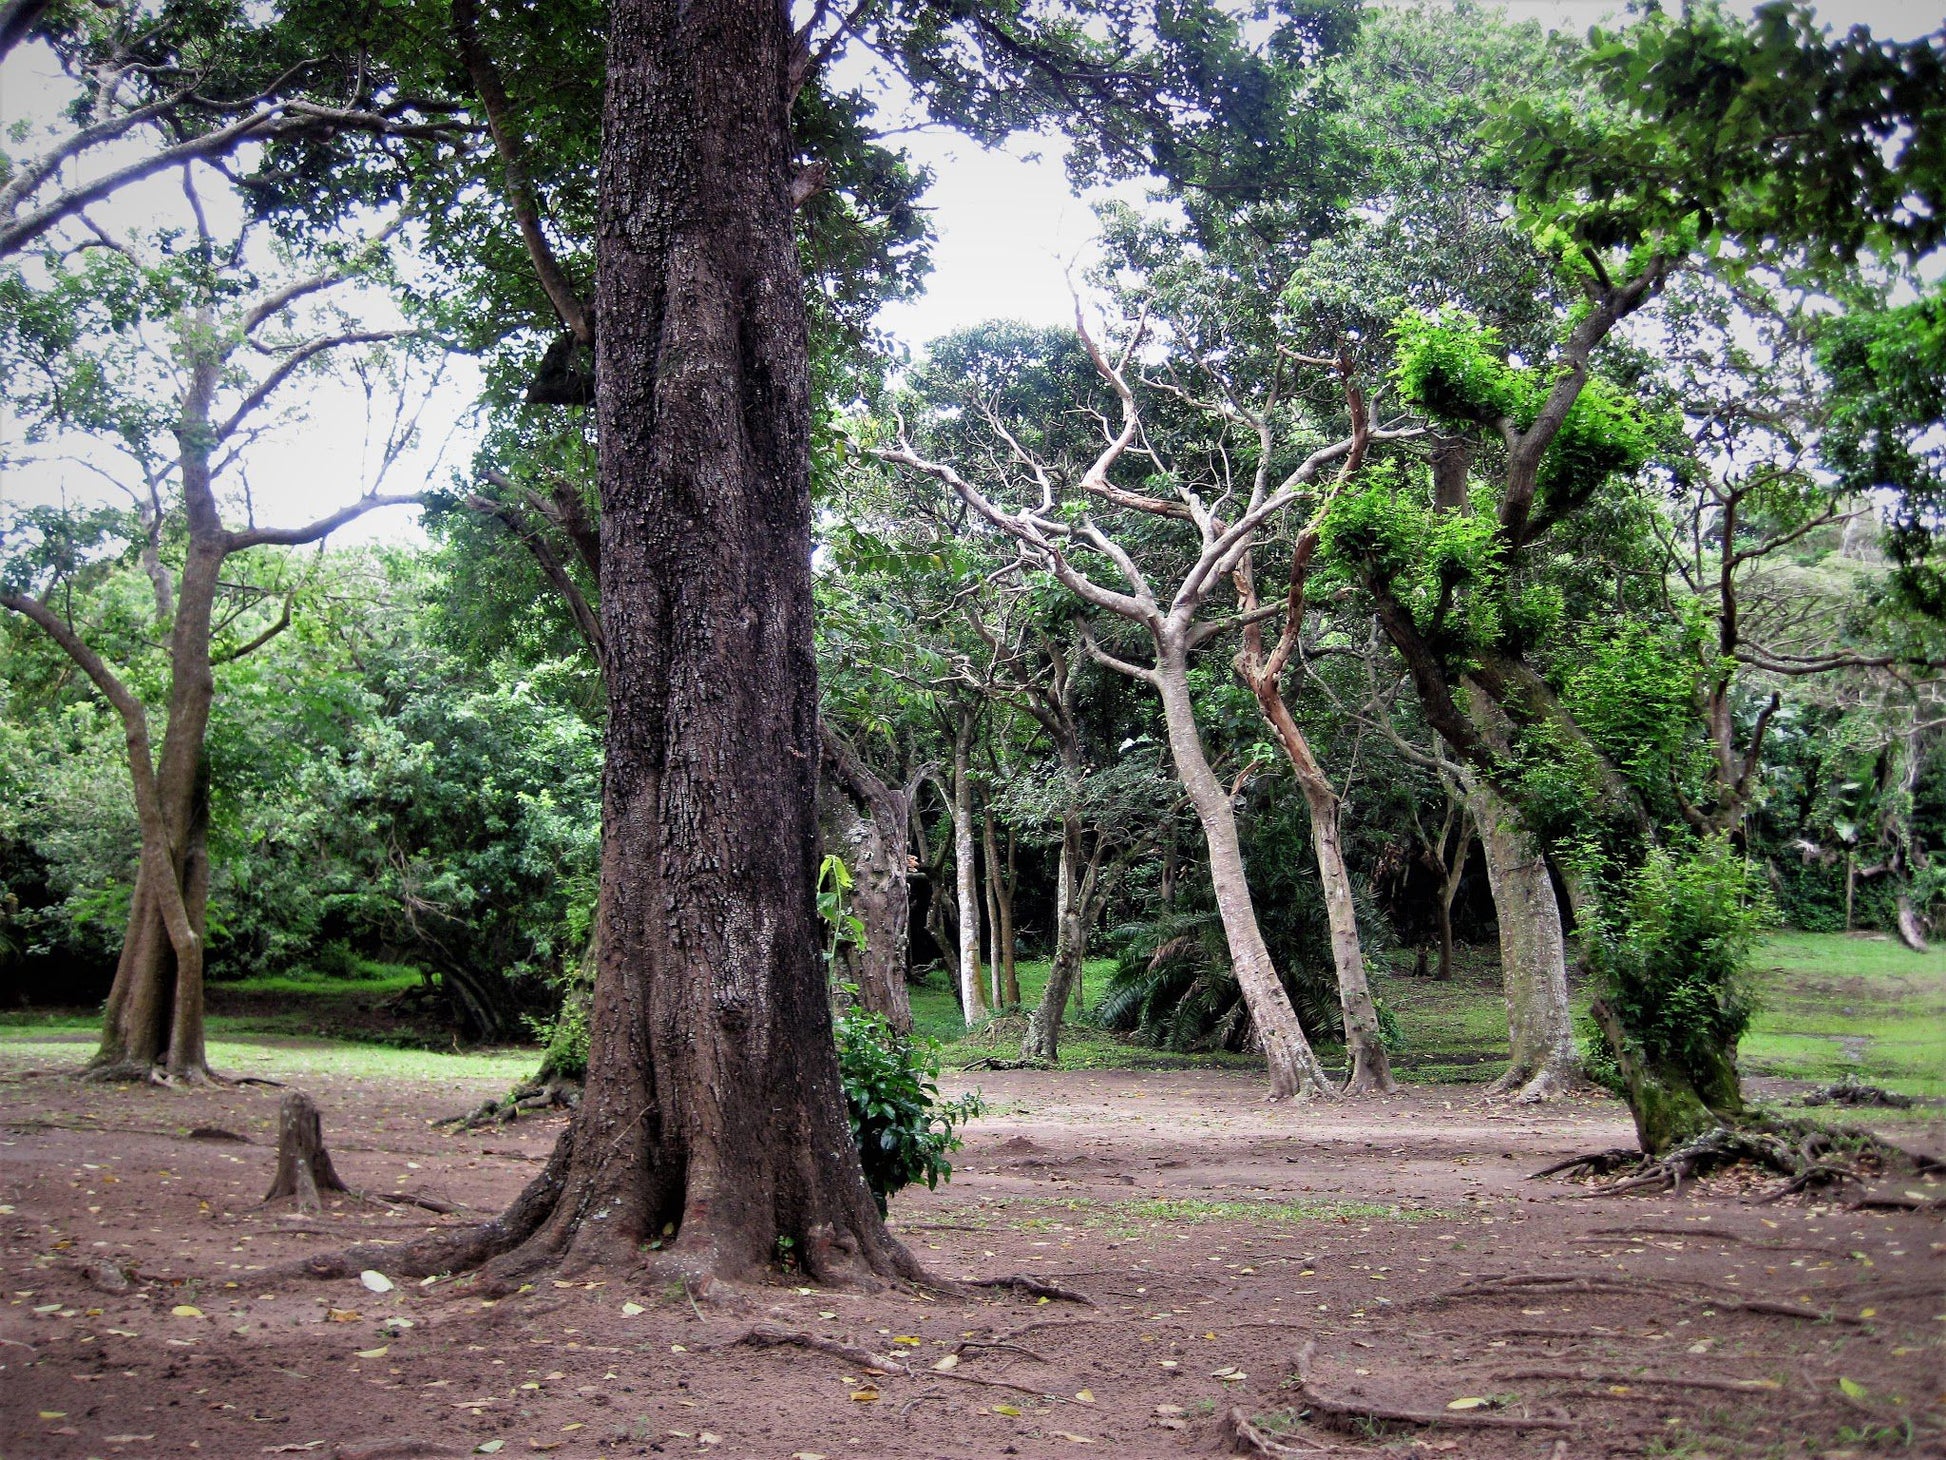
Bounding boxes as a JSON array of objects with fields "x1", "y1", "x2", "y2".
[{"x1": 0, "y1": 0, "x2": 1935, "y2": 545}]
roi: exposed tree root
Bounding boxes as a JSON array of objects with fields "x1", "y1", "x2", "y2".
[
  {"x1": 1798, "y1": 1074, "x2": 1916, "y2": 1109},
  {"x1": 1408, "y1": 1271, "x2": 1867, "y2": 1326},
  {"x1": 433, "y1": 1073, "x2": 581, "y2": 1131},
  {"x1": 964, "y1": 1274, "x2": 1095, "y2": 1305},
  {"x1": 1289, "y1": 1340, "x2": 1574, "y2": 1432},
  {"x1": 1849, "y1": 1192, "x2": 1946, "y2": 1213},
  {"x1": 1530, "y1": 1149, "x2": 1636, "y2": 1180},
  {"x1": 959, "y1": 1057, "x2": 1055, "y2": 1072},
  {"x1": 729, "y1": 1325, "x2": 1065, "y2": 1400},
  {"x1": 1537, "y1": 1119, "x2": 1925, "y2": 1201},
  {"x1": 1489, "y1": 1367, "x2": 1782, "y2": 1394},
  {"x1": 1220, "y1": 1405, "x2": 1354, "y2": 1456}
]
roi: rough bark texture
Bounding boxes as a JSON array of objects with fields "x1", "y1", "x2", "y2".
[
  {"x1": 816, "y1": 731, "x2": 913, "y2": 1033},
  {"x1": 1469, "y1": 780, "x2": 1579, "y2": 1101},
  {"x1": 463, "y1": 0, "x2": 920, "y2": 1288},
  {"x1": 1156, "y1": 652, "x2": 1334, "y2": 1101},
  {"x1": 263, "y1": 1092, "x2": 349, "y2": 1213}
]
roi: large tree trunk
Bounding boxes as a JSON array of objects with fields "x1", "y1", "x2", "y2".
[
  {"x1": 457, "y1": 0, "x2": 918, "y2": 1289},
  {"x1": 1155, "y1": 650, "x2": 1334, "y2": 1101},
  {"x1": 816, "y1": 731, "x2": 913, "y2": 1033},
  {"x1": 1244, "y1": 675, "x2": 1394, "y2": 1094},
  {"x1": 1470, "y1": 780, "x2": 1579, "y2": 1102},
  {"x1": 951, "y1": 708, "x2": 988, "y2": 1027}
]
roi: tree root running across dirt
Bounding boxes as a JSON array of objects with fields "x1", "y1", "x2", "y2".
[
  {"x1": 1529, "y1": 1119, "x2": 1936, "y2": 1200},
  {"x1": 433, "y1": 1072, "x2": 581, "y2": 1130},
  {"x1": 1408, "y1": 1271, "x2": 1873, "y2": 1326},
  {"x1": 1797, "y1": 1074, "x2": 1918, "y2": 1109},
  {"x1": 728, "y1": 1324, "x2": 1072, "y2": 1401},
  {"x1": 1287, "y1": 1339, "x2": 1574, "y2": 1433},
  {"x1": 964, "y1": 1274, "x2": 1095, "y2": 1305}
]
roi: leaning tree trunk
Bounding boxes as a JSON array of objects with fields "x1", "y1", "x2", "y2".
[
  {"x1": 1470, "y1": 780, "x2": 1579, "y2": 1101},
  {"x1": 1245, "y1": 677, "x2": 1394, "y2": 1094},
  {"x1": 950, "y1": 710, "x2": 988, "y2": 1028},
  {"x1": 435, "y1": 0, "x2": 919, "y2": 1289},
  {"x1": 1156, "y1": 651, "x2": 1334, "y2": 1101}
]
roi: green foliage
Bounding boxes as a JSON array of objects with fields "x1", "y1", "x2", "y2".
[
  {"x1": 1390, "y1": 308, "x2": 1530, "y2": 426},
  {"x1": 1535, "y1": 375, "x2": 1654, "y2": 512},
  {"x1": 1583, "y1": 838, "x2": 1775, "y2": 1077},
  {"x1": 1319, "y1": 460, "x2": 1504, "y2": 647},
  {"x1": 1493, "y1": 0, "x2": 1946, "y2": 271},
  {"x1": 833, "y1": 1005, "x2": 984, "y2": 1214},
  {"x1": 1815, "y1": 287, "x2": 1946, "y2": 619}
]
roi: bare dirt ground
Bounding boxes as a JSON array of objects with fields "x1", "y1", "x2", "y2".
[{"x1": 1, "y1": 1047, "x2": 1941, "y2": 1460}]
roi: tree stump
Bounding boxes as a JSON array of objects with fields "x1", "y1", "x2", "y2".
[{"x1": 263, "y1": 1092, "x2": 349, "y2": 1213}]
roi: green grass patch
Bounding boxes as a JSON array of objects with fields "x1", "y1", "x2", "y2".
[
  {"x1": 1739, "y1": 931, "x2": 1946, "y2": 1099},
  {"x1": 911, "y1": 1193, "x2": 1439, "y2": 1234},
  {"x1": 0, "y1": 1029, "x2": 538, "y2": 1084}
]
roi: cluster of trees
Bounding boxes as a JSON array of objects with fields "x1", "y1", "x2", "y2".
[{"x1": 2, "y1": 0, "x2": 1941, "y2": 1281}]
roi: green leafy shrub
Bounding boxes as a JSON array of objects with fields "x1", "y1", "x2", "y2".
[
  {"x1": 1585, "y1": 836, "x2": 1774, "y2": 1078},
  {"x1": 834, "y1": 1004, "x2": 983, "y2": 1214}
]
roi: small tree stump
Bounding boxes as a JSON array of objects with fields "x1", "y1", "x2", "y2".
[{"x1": 263, "y1": 1092, "x2": 349, "y2": 1213}]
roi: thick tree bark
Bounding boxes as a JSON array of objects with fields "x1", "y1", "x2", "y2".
[
  {"x1": 264, "y1": 1092, "x2": 350, "y2": 1213},
  {"x1": 815, "y1": 744, "x2": 913, "y2": 1034},
  {"x1": 1155, "y1": 649, "x2": 1334, "y2": 1101},
  {"x1": 950, "y1": 708, "x2": 989, "y2": 1027},
  {"x1": 462, "y1": 0, "x2": 919, "y2": 1288},
  {"x1": 1469, "y1": 779, "x2": 1579, "y2": 1101}
]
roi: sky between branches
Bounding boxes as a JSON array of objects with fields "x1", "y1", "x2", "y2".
[{"x1": 0, "y1": 0, "x2": 1930, "y2": 544}]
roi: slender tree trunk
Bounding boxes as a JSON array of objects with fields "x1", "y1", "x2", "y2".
[
  {"x1": 981, "y1": 803, "x2": 1004, "y2": 1007},
  {"x1": 90, "y1": 383, "x2": 225, "y2": 1083},
  {"x1": 952, "y1": 709, "x2": 988, "y2": 1027},
  {"x1": 1155, "y1": 649, "x2": 1333, "y2": 1101},
  {"x1": 1470, "y1": 779, "x2": 1579, "y2": 1101},
  {"x1": 1434, "y1": 830, "x2": 1467, "y2": 982},
  {"x1": 1023, "y1": 817, "x2": 1097, "y2": 1061},
  {"x1": 981, "y1": 811, "x2": 1018, "y2": 1006},
  {"x1": 451, "y1": 0, "x2": 918, "y2": 1288},
  {"x1": 1243, "y1": 674, "x2": 1393, "y2": 1094}
]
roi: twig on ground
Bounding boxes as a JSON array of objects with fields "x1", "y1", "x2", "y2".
[
  {"x1": 953, "y1": 1339, "x2": 1048, "y2": 1363},
  {"x1": 1289, "y1": 1341, "x2": 1574, "y2": 1432},
  {"x1": 966, "y1": 1274, "x2": 1095, "y2": 1306},
  {"x1": 1489, "y1": 1367, "x2": 1783, "y2": 1394}
]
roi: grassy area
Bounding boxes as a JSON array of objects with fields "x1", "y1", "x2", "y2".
[
  {"x1": 5, "y1": 929, "x2": 1933, "y2": 1099},
  {"x1": 901, "y1": 1193, "x2": 1440, "y2": 1237},
  {"x1": 1739, "y1": 930, "x2": 1946, "y2": 1100},
  {"x1": 0, "y1": 1022, "x2": 539, "y2": 1084}
]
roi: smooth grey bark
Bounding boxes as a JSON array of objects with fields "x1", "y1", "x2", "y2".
[
  {"x1": 1156, "y1": 647, "x2": 1335, "y2": 1100},
  {"x1": 1468, "y1": 777, "x2": 1578, "y2": 1101},
  {"x1": 950, "y1": 707, "x2": 989, "y2": 1027}
]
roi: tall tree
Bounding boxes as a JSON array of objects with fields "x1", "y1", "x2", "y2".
[{"x1": 1, "y1": 192, "x2": 427, "y2": 1079}]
